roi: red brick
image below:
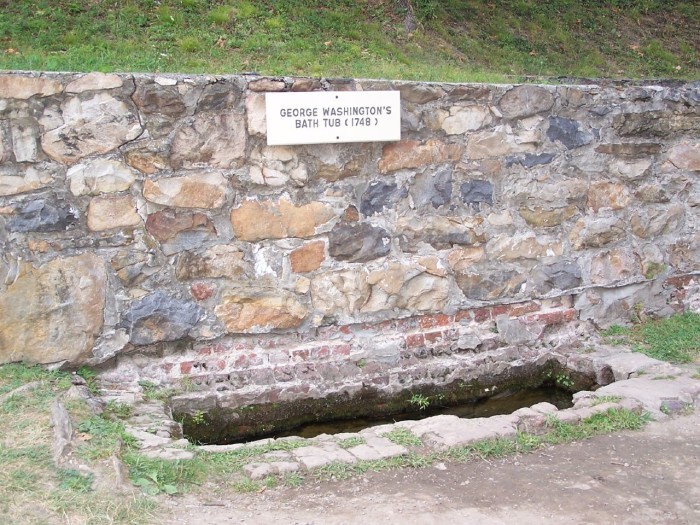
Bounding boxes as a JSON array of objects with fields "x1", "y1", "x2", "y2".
[
  {"x1": 180, "y1": 361, "x2": 194, "y2": 375},
  {"x1": 310, "y1": 345, "x2": 330, "y2": 359},
  {"x1": 291, "y1": 348, "x2": 310, "y2": 361},
  {"x1": 162, "y1": 363, "x2": 174, "y2": 374},
  {"x1": 527, "y1": 308, "x2": 577, "y2": 325},
  {"x1": 489, "y1": 305, "x2": 510, "y2": 318},
  {"x1": 454, "y1": 309, "x2": 472, "y2": 323},
  {"x1": 665, "y1": 275, "x2": 695, "y2": 288},
  {"x1": 419, "y1": 313, "x2": 451, "y2": 329},
  {"x1": 472, "y1": 307, "x2": 492, "y2": 322},
  {"x1": 506, "y1": 301, "x2": 540, "y2": 317},
  {"x1": 406, "y1": 333, "x2": 425, "y2": 348},
  {"x1": 331, "y1": 344, "x2": 351, "y2": 357},
  {"x1": 424, "y1": 330, "x2": 445, "y2": 344}
]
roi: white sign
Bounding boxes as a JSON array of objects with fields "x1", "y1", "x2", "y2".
[{"x1": 265, "y1": 91, "x2": 401, "y2": 146}]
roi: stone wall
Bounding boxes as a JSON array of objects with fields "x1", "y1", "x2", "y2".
[{"x1": 0, "y1": 72, "x2": 698, "y2": 406}]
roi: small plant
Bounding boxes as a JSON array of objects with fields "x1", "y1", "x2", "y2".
[
  {"x1": 138, "y1": 380, "x2": 177, "y2": 402},
  {"x1": 338, "y1": 436, "x2": 365, "y2": 449},
  {"x1": 191, "y1": 411, "x2": 206, "y2": 426},
  {"x1": 409, "y1": 393, "x2": 431, "y2": 410},
  {"x1": 103, "y1": 400, "x2": 133, "y2": 419},
  {"x1": 383, "y1": 427, "x2": 423, "y2": 447},
  {"x1": 76, "y1": 366, "x2": 99, "y2": 395},
  {"x1": 591, "y1": 395, "x2": 622, "y2": 406},
  {"x1": 644, "y1": 262, "x2": 666, "y2": 280}
]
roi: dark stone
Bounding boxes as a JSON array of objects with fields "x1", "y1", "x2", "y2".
[
  {"x1": 398, "y1": 84, "x2": 443, "y2": 104},
  {"x1": 546, "y1": 117, "x2": 593, "y2": 149},
  {"x1": 197, "y1": 82, "x2": 242, "y2": 112},
  {"x1": 506, "y1": 153, "x2": 555, "y2": 168},
  {"x1": 590, "y1": 106, "x2": 613, "y2": 116},
  {"x1": 612, "y1": 110, "x2": 700, "y2": 137},
  {"x1": 595, "y1": 143, "x2": 662, "y2": 156},
  {"x1": 7, "y1": 198, "x2": 78, "y2": 233},
  {"x1": 446, "y1": 85, "x2": 492, "y2": 102},
  {"x1": 328, "y1": 222, "x2": 391, "y2": 263},
  {"x1": 145, "y1": 209, "x2": 217, "y2": 256},
  {"x1": 132, "y1": 83, "x2": 186, "y2": 117},
  {"x1": 120, "y1": 290, "x2": 203, "y2": 345},
  {"x1": 455, "y1": 266, "x2": 526, "y2": 301},
  {"x1": 411, "y1": 166, "x2": 453, "y2": 209},
  {"x1": 532, "y1": 261, "x2": 582, "y2": 293},
  {"x1": 627, "y1": 88, "x2": 652, "y2": 101},
  {"x1": 460, "y1": 180, "x2": 493, "y2": 207},
  {"x1": 360, "y1": 181, "x2": 407, "y2": 216}
]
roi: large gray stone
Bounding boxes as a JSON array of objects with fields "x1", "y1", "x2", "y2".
[
  {"x1": 546, "y1": 117, "x2": 593, "y2": 149},
  {"x1": 360, "y1": 181, "x2": 407, "y2": 216},
  {"x1": 328, "y1": 223, "x2": 391, "y2": 263},
  {"x1": 120, "y1": 291, "x2": 203, "y2": 345},
  {"x1": 7, "y1": 197, "x2": 78, "y2": 233},
  {"x1": 460, "y1": 180, "x2": 493, "y2": 207},
  {"x1": 411, "y1": 166, "x2": 453, "y2": 209}
]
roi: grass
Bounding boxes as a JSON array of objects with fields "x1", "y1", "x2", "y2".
[
  {"x1": 0, "y1": 363, "x2": 155, "y2": 525},
  {"x1": 0, "y1": 1, "x2": 697, "y2": 81},
  {"x1": 602, "y1": 312, "x2": 700, "y2": 364}
]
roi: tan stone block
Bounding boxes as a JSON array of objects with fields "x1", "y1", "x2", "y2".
[
  {"x1": 378, "y1": 139, "x2": 461, "y2": 173},
  {"x1": 290, "y1": 241, "x2": 326, "y2": 273},
  {"x1": 587, "y1": 182, "x2": 631, "y2": 211},
  {"x1": 467, "y1": 127, "x2": 539, "y2": 159},
  {"x1": 214, "y1": 292, "x2": 307, "y2": 333},
  {"x1": 487, "y1": 234, "x2": 563, "y2": 261},
  {"x1": 65, "y1": 73, "x2": 123, "y2": 93},
  {"x1": 569, "y1": 216, "x2": 626, "y2": 250},
  {"x1": 311, "y1": 269, "x2": 370, "y2": 316},
  {"x1": 590, "y1": 248, "x2": 641, "y2": 285},
  {"x1": 67, "y1": 159, "x2": 136, "y2": 196},
  {"x1": 631, "y1": 204, "x2": 685, "y2": 239},
  {"x1": 230, "y1": 198, "x2": 336, "y2": 241},
  {"x1": 248, "y1": 79, "x2": 286, "y2": 92},
  {"x1": 143, "y1": 172, "x2": 228, "y2": 208},
  {"x1": 176, "y1": 245, "x2": 249, "y2": 281},
  {"x1": 0, "y1": 75, "x2": 62, "y2": 99},
  {"x1": 667, "y1": 142, "x2": 700, "y2": 171},
  {"x1": 0, "y1": 166, "x2": 55, "y2": 196},
  {"x1": 124, "y1": 143, "x2": 169, "y2": 174},
  {"x1": 441, "y1": 106, "x2": 491, "y2": 135},
  {"x1": 447, "y1": 247, "x2": 485, "y2": 271},
  {"x1": 416, "y1": 256, "x2": 448, "y2": 277},
  {"x1": 245, "y1": 93, "x2": 266, "y2": 136},
  {"x1": 519, "y1": 205, "x2": 577, "y2": 227},
  {"x1": 87, "y1": 195, "x2": 141, "y2": 231},
  {"x1": 0, "y1": 254, "x2": 106, "y2": 365},
  {"x1": 170, "y1": 113, "x2": 246, "y2": 169},
  {"x1": 41, "y1": 93, "x2": 143, "y2": 163}
]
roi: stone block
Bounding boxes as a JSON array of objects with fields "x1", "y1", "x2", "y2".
[
  {"x1": 41, "y1": 93, "x2": 143, "y2": 163},
  {"x1": 379, "y1": 139, "x2": 460, "y2": 173},
  {"x1": 499, "y1": 85, "x2": 554, "y2": 119},
  {"x1": 214, "y1": 291, "x2": 307, "y2": 333},
  {"x1": 143, "y1": 171, "x2": 228, "y2": 209},
  {"x1": 87, "y1": 195, "x2": 141, "y2": 232},
  {"x1": 0, "y1": 75, "x2": 62, "y2": 99},
  {"x1": 230, "y1": 198, "x2": 335, "y2": 241},
  {"x1": 0, "y1": 254, "x2": 106, "y2": 365},
  {"x1": 290, "y1": 240, "x2": 326, "y2": 273}
]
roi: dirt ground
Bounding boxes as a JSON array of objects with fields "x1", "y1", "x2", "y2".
[{"x1": 160, "y1": 410, "x2": 700, "y2": 525}]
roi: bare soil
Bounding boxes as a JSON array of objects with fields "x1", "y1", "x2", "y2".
[{"x1": 160, "y1": 410, "x2": 700, "y2": 524}]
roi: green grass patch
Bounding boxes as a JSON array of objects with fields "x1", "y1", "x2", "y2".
[
  {"x1": 383, "y1": 427, "x2": 423, "y2": 447},
  {"x1": 602, "y1": 312, "x2": 700, "y2": 364},
  {"x1": 0, "y1": 1, "x2": 696, "y2": 80}
]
